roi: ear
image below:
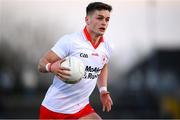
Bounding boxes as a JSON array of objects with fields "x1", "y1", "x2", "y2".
[{"x1": 85, "y1": 16, "x2": 90, "y2": 25}]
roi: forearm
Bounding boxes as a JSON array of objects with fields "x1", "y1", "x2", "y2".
[
  {"x1": 38, "y1": 50, "x2": 61, "y2": 73},
  {"x1": 97, "y1": 64, "x2": 108, "y2": 92},
  {"x1": 98, "y1": 64, "x2": 113, "y2": 112}
]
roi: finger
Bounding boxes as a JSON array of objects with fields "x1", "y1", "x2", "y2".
[
  {"x1": 111, "y1": 99, "x2": 113, "y2": 105},
  {"x1": 104, "y1": 102, "x2": 109, "y2": 112},
  {"x1": 56, "y1": 75, "x2": 62, "y2": 80},
  {"x1": 108, "y1": 96, "x2": 113, "y2": 105},
  {"x1": 56, "y1": 73, "x2": 63, "y2": 79},
  {"x1": 109, "y1": 98, "x2": 113, "y2": 106},
  {"x1": 103, "y1": 105, "x2": 105, "y2": 112},
  {"x1": 59, "y1": 59, "x2": 66, "y2": 64},
  {"x1": 57, "y1": 69, "x2": 71, "y2": 76},
  {"x1": 106, "y1": 101, "x2": 112, "y2": 112},
  {"x1": 57, "y1": 73, "x2": 70, "y2": 80},
  {"x1": 107, "y1": 102, "x2": 111, "y2": 112},
  {"x1": 61, "y1": 75, "x2": 70, "y2": 80},
  {"x1": 61, "y1": 70, "x2": 71, "y2": 76},
  {"x1": 61, "y1": 67, "x2": 71, "y2": 71}
]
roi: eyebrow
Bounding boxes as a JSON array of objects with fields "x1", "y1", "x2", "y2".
[{"x1": 97, "y1": 15, "x2": 110, "y2": 18}]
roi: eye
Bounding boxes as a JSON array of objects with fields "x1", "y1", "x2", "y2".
[
  {"x1": 106, "y1": 18, "x2": 110, "y2": 22},
  {"x1": 97, "y1": 17, "x2": 104, "y2": 20}
]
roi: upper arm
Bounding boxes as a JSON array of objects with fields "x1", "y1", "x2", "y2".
[
  {"x1": 38, "y1": 35, "x2": 71, "y2": 72},
  {"x1": 51, "y1": 35, "x2": 71, "y2": 59}
]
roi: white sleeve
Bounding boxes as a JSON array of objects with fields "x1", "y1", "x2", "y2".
[
  {"x1": 105, "y1": 40, "x2": 113, "y2": 63},
  {"x1": 51, "y1": 35, "x2": 71, "y2": 59}
]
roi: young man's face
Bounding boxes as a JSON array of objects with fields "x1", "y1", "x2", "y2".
[{"x1": 86, "y1": 10, "x2": 110, "y2": 36}]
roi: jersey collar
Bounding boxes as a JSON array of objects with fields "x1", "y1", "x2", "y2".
[{"x1": 83, "y1": 26, "x2": 104, "y2": 49}]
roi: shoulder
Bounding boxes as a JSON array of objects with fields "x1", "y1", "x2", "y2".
[
  {"x1": 66, "y1": 31, "x2": 81, "y2": 39},
  {"x1": 68, "y1": 31, "x2": 82, "y2": 41},
  {"x1": 103, "y1": 38, "x2": 113, "y2": 54}
]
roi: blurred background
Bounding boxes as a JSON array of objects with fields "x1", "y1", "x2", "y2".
[{"x1": 0, "y1": 0, "x2": 180, "y2": 119}]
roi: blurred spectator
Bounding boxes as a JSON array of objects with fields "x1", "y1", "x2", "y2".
[
  {"x1": 0, "y1": 68, "x2": 15, "y2": 92},
  {"x1": 21, "y1": 66, "x2": 38, "y2": 97}
]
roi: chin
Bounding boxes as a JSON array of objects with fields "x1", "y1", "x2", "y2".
[{"x1": 98, "y1": 32, "x2": 104, "y2": 36}]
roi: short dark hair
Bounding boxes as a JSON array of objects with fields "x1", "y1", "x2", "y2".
[{"x1": 86, "y1": 2, "x2": 112, "y2": 15}]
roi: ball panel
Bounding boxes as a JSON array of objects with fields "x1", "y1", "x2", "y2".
[{"x1": 60, "y1": 57, "x2": 85, "y2": 84}]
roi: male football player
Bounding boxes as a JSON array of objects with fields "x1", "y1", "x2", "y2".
[{"x1": 38, "y1": 2, "x2": 113, "y2": 119}]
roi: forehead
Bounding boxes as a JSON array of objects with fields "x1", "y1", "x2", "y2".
[{"x1": 92, "y1": 10, "x2": 110, "y2": 17}]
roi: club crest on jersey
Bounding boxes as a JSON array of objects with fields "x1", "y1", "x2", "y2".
[{"x1": 80, "y1": 53, "x2": 88, "y2": 58}]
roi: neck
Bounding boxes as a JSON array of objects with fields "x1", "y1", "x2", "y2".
[{"x1": 86, "y1": 27, "x2": 102, "y2": 44}]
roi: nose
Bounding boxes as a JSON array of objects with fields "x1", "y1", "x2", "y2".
[{"x1": 101, "y1": 19, "x2": 107, "y2": 26}]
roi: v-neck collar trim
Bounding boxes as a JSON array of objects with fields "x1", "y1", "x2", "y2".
[{"x1": 83, "y1": 26, "x2": 104, "y2": 49}]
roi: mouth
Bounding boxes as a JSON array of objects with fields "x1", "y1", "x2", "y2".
[{"x1": 99, "y1": 27, "x2": 106, "y2": 32}]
